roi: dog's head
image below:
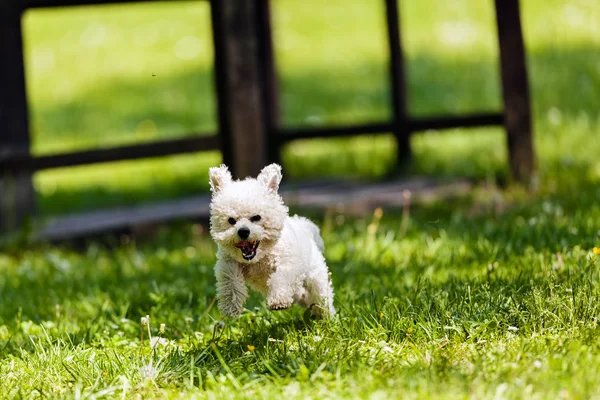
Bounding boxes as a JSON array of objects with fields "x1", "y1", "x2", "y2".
[{"x1": 208, "y1": 163, "x2": 288, "y2": 264}]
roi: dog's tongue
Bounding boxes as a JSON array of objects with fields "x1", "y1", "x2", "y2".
[
  {"x1": 235, "y1": 240, "x2": 259, "y2": 259},
  {"x1": 235, "y1": 240, "x2": 252, "y2": 251}
]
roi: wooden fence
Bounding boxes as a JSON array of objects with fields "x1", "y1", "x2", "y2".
[{"x1": 0, "y1": 0, "x2": 534, "y2": 232}]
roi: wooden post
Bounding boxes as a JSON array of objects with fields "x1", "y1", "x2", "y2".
[
  {"x1": 0, "y1": 6, "x2": 36, "y2": 232},
  {"x1": 210, "y1": 0, "x2": 268, "y2": 179},
  {"x1": 494, "y1": 0, "x2": 535, "y2": 183},
  {"x1": 256, "y1": 0, "x2": 281, "y2": 166},
  {"x1": 384, "y1": 0, "x2": 411, "y2": 163}
]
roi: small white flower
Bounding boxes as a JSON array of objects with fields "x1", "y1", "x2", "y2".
[
  {"x1": 268, "y1": 338, "x2": 284, "y2": 343},
  {"x1": 140, "y1": 362, "x2": 159, "y2": 381},
  {"x1": 150, "y1": 337, "x2": 169, "y2": 348},
  {"x1": 508, "y1": 326, "x2": 518, "y2": 332},
  {"x1": 424, "y1": 350, "x2": 431, "y2": 365},
  {"x1": 533, "y1": 360, "x2": 542, "y2": 369},
  {"x1": 141, "y1": 316, "x2": 149, "y2": 326},
  {"x1": 313, "y1": 335, "x2": 322, "y2": 342},
  {"x1": 159, "y1": 323, "x2": 166, "y2": 334}
]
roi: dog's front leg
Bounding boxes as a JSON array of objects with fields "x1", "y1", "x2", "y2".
[
  {"x1": 215, "y1": 259, "x2": 247, "y2": 318},
  {"x1": 266, "y1": 269, "x2": 295, "y2": 311}
]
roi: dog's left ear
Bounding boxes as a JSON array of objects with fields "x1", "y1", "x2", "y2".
[
  {"x1": 209, "y1": 164, "x2": 232, "y2": 193},
  {"x1": 257, "y1": 163, "x2": 282, "y2": 193}
]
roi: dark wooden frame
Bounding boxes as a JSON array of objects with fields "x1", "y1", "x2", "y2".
[{"x1": 0, "y1": 0, "x2": 534, "y2": 232}]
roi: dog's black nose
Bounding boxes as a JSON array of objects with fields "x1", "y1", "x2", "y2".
[{"x1": 237, "y1": 227, "x2": 250, "y2": 239}]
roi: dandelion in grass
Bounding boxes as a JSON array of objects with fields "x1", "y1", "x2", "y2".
[
  {"x1": 140, "y1": 361, "x2": 159, "y2": 381},
  {"x1": 373, "y1": 207, "x2": 383, "y2": 220},
  {"x1": 593, "y1": 247, "x2": 600, "y2": 255},
  {"x1": 247, "y1": 344, "x2": 255, "y2": 351}
]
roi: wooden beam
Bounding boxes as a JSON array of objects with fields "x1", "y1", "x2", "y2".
[
  {"x1": 0, "y1": 135, "x2": 219, "y2": 172},
  {"x1": 494, "y1": 0, "x2": 535, "y2": 183},
  {"x1": 0, "y1": 6, "x2": 36, "y2": 232},
  {"x1": 384, "y1": 0, "x2": 411, "y2": 162},
  {"x1": 210, "y1": 0, "x2": 268, "y2": 178},
  {"x1": 277, "y1": 122, "x2": 394, "y2": 142},
  {"x1": 37, "y1": 177, "x2": 471, "y2": 241},
  {"x1": 275, "y1": 112, "x2": 504, "y2": 142},
  {"x1": 409, "y1": 112, "x2": 503, "y2": 131}
]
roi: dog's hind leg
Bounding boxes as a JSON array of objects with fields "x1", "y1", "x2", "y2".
[
  {"x1": 305, "y1": 265, "x2": 336, "y2": 318},
  {"x1": 293, "y1": 286, "x2": 310, "y2": 307}
]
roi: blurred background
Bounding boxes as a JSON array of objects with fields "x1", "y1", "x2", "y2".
[{"x1": 21, "y1": 0, "x2": 599, "y2": 217}]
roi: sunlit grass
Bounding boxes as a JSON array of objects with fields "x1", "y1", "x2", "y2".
[{"x1": 2, "y1": 189, "x2": 600, "y2": 398}]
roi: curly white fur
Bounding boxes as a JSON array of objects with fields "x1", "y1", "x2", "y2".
[{"x1": 209, "y1": 163, "x2": 335, "y2": 318}]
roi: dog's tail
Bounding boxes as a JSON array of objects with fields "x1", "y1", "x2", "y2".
[{"x1": 293, "y1": 215, "x2": 325, "y2": 253}]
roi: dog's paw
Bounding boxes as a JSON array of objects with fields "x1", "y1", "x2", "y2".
[
  {"x1": 218, "y1": 301, "x2": 244, "y2": 318},
  {"x1": 268, "y1": 302, "x2": 292, "y2": 311}
]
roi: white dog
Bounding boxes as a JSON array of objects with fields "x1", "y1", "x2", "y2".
[{"x1": 208, "y1": 163, "x2": 335, "y2": 318}]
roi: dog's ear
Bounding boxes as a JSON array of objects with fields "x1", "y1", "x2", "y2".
[
  {"x1": 257, "y1": 163, "x2": 282, "y2": 193},
  {"x1": 209, "y1": 164, "x2": 232, "y2": 193}
]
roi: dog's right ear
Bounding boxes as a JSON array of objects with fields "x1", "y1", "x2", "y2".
[
  {"x1": 209, "y1": 164, "x2": 232, "y2": 193},
  {"x1": 257, "y1": 163, "x2": 282, "y2": 193}
]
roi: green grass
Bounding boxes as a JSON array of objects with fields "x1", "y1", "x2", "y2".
[
  {"x1": 2, "y1": 0, "x2": 600, "y2": 398},
  {"x1": 2, "y1": 186, "x2": 600, "y2": 398}
]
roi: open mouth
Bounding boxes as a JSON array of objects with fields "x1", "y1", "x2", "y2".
[{"x1": 235, "y1": 240, "x2": 260, "y2": 261}]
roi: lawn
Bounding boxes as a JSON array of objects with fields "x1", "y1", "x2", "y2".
[{"x1": 1, "y1": 0, "x2": 600, "y2": 398}]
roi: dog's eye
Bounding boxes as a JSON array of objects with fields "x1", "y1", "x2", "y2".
[
  {"x1": 250, "y1": 215, "x2": 261, "y2": 222},
  {"x1": 228, "y1": 217, "x2": 236, "y2": 225}
]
